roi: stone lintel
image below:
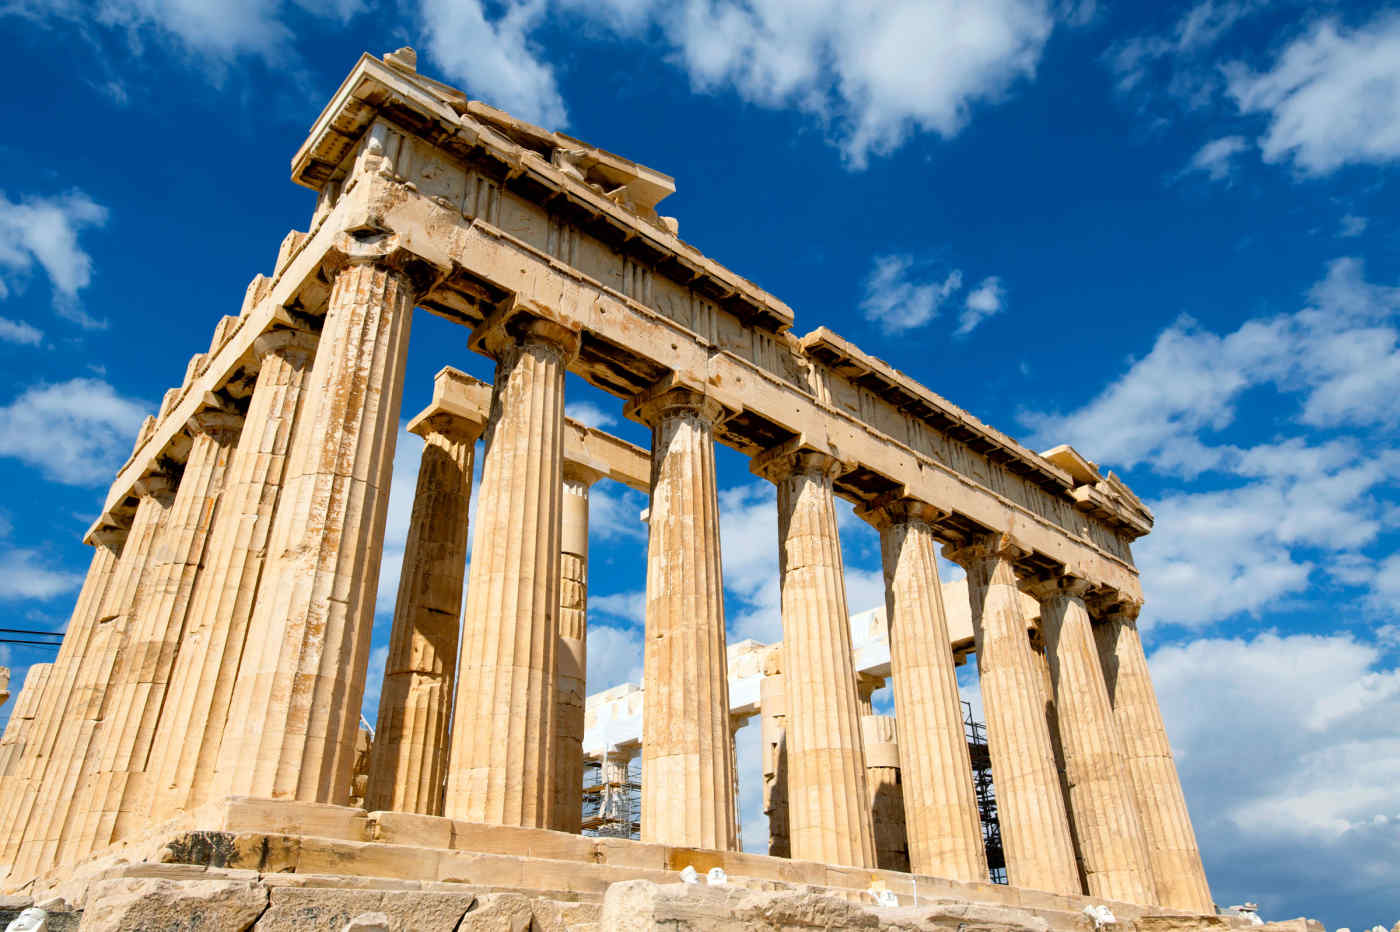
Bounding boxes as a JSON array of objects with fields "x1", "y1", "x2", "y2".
[
  {"x1": 854, "y1": 490, "x2": 947, "y2": 530},
  {"x1": 468, "y1": 294, "x2": 581, "y2": 361},
  {"x1": 942, "y1": 531, "x2": 1030, "y2": 570},
  {"x1": 748, "y1": 437, "x2": 848, "y2": 485},
  {"x1": 410, "y1": 367, "x2": 649, "y2": 492},
  {"x1": 1023, "y1": 572, "x2": 1095, "y2": 603},
  {"x1": 623, "y1": 374, "x2": 734, "y2": 429}
]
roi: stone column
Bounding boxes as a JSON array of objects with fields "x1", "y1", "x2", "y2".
[
  {"x1": 0, "y1": 533, "x2": 122, "y2": 876},
  {"x1": 0, "y1": 665, "x2": 52, "y2": 778},
  {"x1": 1028, "y1": 575, "x2": 1157, "y2": 905},
  {"x1": 37, "y1": 478, "x2": 175, "y2": 876},
  {"x1": 861, "y1": 498, "x2": 987, "y2": 882},
  {"x1": 944, "y1": 535, "x2": 1080, "y2": 896},
  {"x1": 149, "y1": 328, "x2": 320, "y2": 820},
  {"x1": 444, "y1": 312, "x2": 578, "y2": 828},
  {"x1": 759, "y1": 663, "x2": 790, "y2": 858},
  {"x1": 751, "y1": 444, "x2": 875, "y2": 869},
  {"x1": 861, "y1": 714, "x2": 909, "y2": 873},
  {"x1": 1094, "y1": 602, "x2": 1214, "y2": 912},
  {"x1": 627, "y1": 385, "x2": 736, "y2": 851},
  {"x1": 855, "y1": 673, "x2": 882, "y2": 716},
  {"x1": 365, "y1": 412, "x2": 481, "y2": 816},
  {"x1": 218, "y1": 237, "x2": 429, "y2": 804},
  {"x1": 75, "y1": 409, "x2": 242, "y2": 857},
  {"x1": 553, "y1": 463, "x2": 603, "y2": 833}
]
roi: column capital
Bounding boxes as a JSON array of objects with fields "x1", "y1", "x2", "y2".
[
  {"x1": 1089, "y1": 591, "x2": 1143, "y2": 626},
  {"x1": 409, "y1": 410, "x2": 485, "y2": 445},
  {"x1": 187, "y1": 408, "x2": 244, "y2": 443},
  {"x1": 562, "y1": 460, "x2": 607, "y2": 487},
  {"x1": 253, "y1": 326, "x2": 319, "y2": 364},
  {"x1": 854, "y1": 491, "x2": 946, "y2": 531},
  {"x1": 469, "y1": 294, "x2": 581, "y2": 362},
  {"x1": 942, "y1": 530, "x2": 1028, "y2": 570},
  {"x1": 855, "y1": 672, "x2": 885, "y2": 704},
  {"x1": 133, "y1": 471, "x2": 177, "y2": 501},
  {"x1": 750, "y1": 437, "x2": 847, "y2": 484},
  {"x1": 625, "y1": 379, "x2": 730, "y2": 429},
  {"x1": 323, "y1": 230, "x2": 445, "y2": 294},
  {"x1": 1023, "y1": 572, "x2": 1094, "y2": 603}
]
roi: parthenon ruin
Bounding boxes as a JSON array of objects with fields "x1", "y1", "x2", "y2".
[{"x1": 0, "y1": 47, "x2": 1228, "y2": 929}]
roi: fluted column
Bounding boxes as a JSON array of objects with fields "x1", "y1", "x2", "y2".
[
  {"x1": 150, "y1": 329, "x2": 319, "y2": 820},
  {"x1": 759, "y1": 663, "x2": 790, "y2": 858},
  {"x1": 1028, "y1": 575, "x2": 1157, "y2": 905},
  {"x1": 1094, "y1": 602, "x2": 1214, "y2": 912},
  {"x1": 0, "y1": 533, "x2": 123, "y2": 879},
  {"x1": 444, "y1": 314, "x2": 578, "y2": 827},
  {"x1": 752, "y1": 444, "x2": 875, "y2": 869},
  {"x1": 76, "y1": 410, "x2": 241, "y2": 857},
  {"x1": 365, "y1": 412, "x2": 480, "y2": 816},
  {"x1": 218, "y1": 240, "x2": 428, "y2": 804},
  {"x1": 861, "y1": 714, "x2": 909, "y2": 872},
  {"x1": 861, "y1": 498, "x2": 987, "y2": 882},
  {"x1": 944, "y1": 535, "x2": 1080, "y2": 896},
  {"x1": 28, "y1": 479, "x2": 175, "y2": 876},
  {"x1": 627, "y1": 385, "x2": 735, "y2": 850},
  {"x1": 0, "y1": 665, "x2": 52, "y2": 779},
  {"x1": 554, "y1": 464, "x2": 602, "y2": 832}
]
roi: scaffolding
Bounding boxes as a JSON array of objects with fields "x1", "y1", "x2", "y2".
[
  {"x1": 964, "y1": 699, "x2": 1007, "y2": 884},
  {"x1": 580, "y1": 757, "x2": 641, "y2": 839}
]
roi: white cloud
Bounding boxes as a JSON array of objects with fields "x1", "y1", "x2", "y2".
[
  {"x1": 0, "y1": 190, "x2": 108, "y2": 328},
  {"x1": 1022, "y1": 258, "x2": 1400, "y2": 628},
  {"x1": 0, "y1": 546, "x2": 83, "y2": 600},
  {"x1": 591, "y1": 589, "x2": 645, "y2": 626},
  {"x1": 360, "y1": 643, "x2": 390, "y2": 723},
  {"x1": 957, "y1": 276, "x2": 1005, "y2": 335},
  {"x1": 859, "y1": 254, "x2": 963, "y2": 334},
  {"x1": 1339, "y1": 214, "x2": 1367, "y2": 238},
  {"x1": 1184, "y1": 134, "x2": 1248, "y2": 182},
  {"x1": 418, "y1": 0, "x2": 568, "y2": 128},
  {"x1": 1226, "y1": 14, "x2": 1400, "y2": 175},
  {"x1": 1106, "y1": 0, "x2": 1263, "y2": 100},
  {"x1": 0, "y1": 317, "x2": 42, "y2": 346},
  {"x1": 419, "y1": 0, "x2": 1060, "y2": 166},
  {"x1": 586, "y1": 623, "x2": 643, "y2": 692},
  {"x1": 372, "y1": 425, "x2": 424, "y2": 618},
  {"x1": 9, "y1": 0, "x2": 365, "y2": 67},
  {"x1": 0, "y1": 378, "x2": 149, "y2": 486},
  {"x1": 1151, "y1": 630, "x2": 1400, "y2": 923},
  {"x1": 564, "y1": 401, "x2": 617, "y2": 429}
]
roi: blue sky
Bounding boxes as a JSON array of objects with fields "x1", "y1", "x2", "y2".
[{"x1": 1, "y1": 0, "x2": 1398, "y2": 924}]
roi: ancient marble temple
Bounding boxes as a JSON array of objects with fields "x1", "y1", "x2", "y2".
[{"x1": 0, "y1": 47, "x2": 1222, "y2": 928}]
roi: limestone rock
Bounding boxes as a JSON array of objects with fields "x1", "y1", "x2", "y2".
[
  {"x1": 454, "y1": 893, "x2": 536, "y2": 932},
  {"x1": 601, "y1": 880, "x2": 878, "y2": 931},
  {"x1": 877, "y1": 901, "x2": 1052, "y2": 932},
  {"x1": 78, "y1": 878, "x2": 267, "y2": 932},
  {"x1": 341, "y1": 912, "x2": 390, "y2": 932},
  {"x1": 253, "y1": 888, "x2": 477, "y2": 931}
]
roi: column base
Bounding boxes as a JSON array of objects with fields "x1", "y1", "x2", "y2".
[{"x1": 0, "y1": 797, "x2": 1247, "y2": 930}]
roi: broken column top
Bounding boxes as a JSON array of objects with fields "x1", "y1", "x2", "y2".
[{"x1": 411, "y1": 367, "x2": 650, "y2": 493}]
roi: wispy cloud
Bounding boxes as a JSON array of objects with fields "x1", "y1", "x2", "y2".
[
  {"x1": 0, "y1": 189, "x2": 109, "y2": 328},
  {"x1": 419, "y1": 0, "x2": 1066, "y2": 167},
  {"x1": 1226, "y1": 13, "x2": 1400, "y2": 175},
  {"x1": 957, "y1": 276, "x2": 1005, "y2": 335},
  {"x1": 1183, "y1": 134, "x2": 1248, "y2": 182},
  {"x1": 859, "y1": 254, "x2": 963, "y2": 334},
  {"x1": 0, "y1": 377, "x2": 150, "y2": 485}
]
